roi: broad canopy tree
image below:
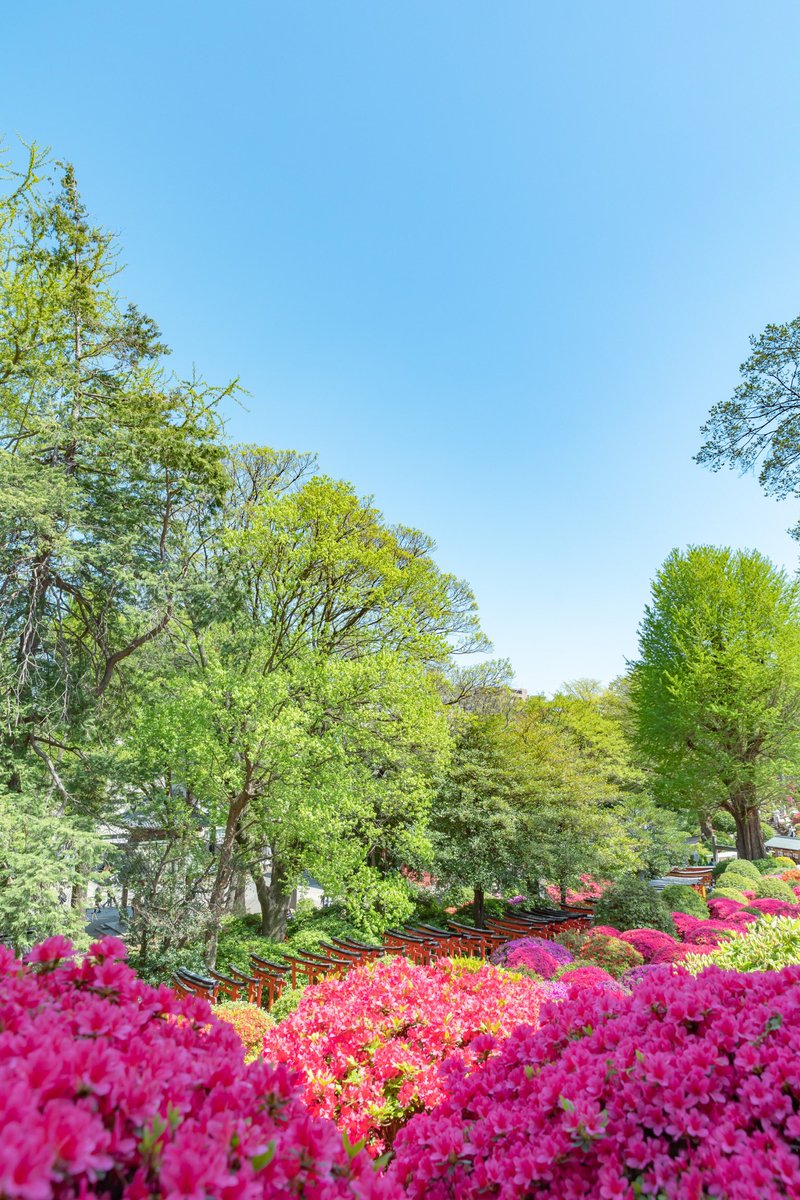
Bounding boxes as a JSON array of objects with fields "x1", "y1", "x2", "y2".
[{"x1": 630, "y1": 546, "x2": 800, "y2": 859}]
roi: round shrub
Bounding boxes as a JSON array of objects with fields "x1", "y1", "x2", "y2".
[
  {"x1": 390, "y1": 964, "x2": 800, "y2": 1199},
  {"x1": 721, "y1": 859, "x2": 760, "y2": 883},
  {"x1": 568, "y1": 933, "x2": 643, "y2": 979},
  {"x1": 0, "y1": 937, "x2": 387, "y2": 1200},
  {"x1": 215, "y1": 999, "x2": 273, "y2": 1061},
  {"x1": 755, "y1": 876, "x2": 796, "y2": 902},
  {"x1": 491, "y1": 936, "x2": 573, "y2": 969},
  {"x1": 262, "y1": 955, "x2": 542, "y2": 1155},
  {"x1": 773, "y1": 856, "x2": 797, "y2": 868},
  {"x1": 713, "y1": 886, "x2": 750, "y2": 905},
  {"x1": 781, "y1": 869, "x2": 800, "y2": 884},
  {"x1": 592, "y1": 878, "x2": 676, "y2": 935},
  {"x1": 504, "y1": 944, "x2": 561, "y2": 979},
  {"x1": 556, "y1": 964, "x2": 619, "y2": 989},
  {"x1": 270, "y1": 982, "x2": 307, "y2": 1023},
  {"x1": 752, "y1": 856, "x2": 780, "y2": 873},
  {"x1": 661, "y1": 883, "x2": 709, "y2": 918},
  {"x1": 618, "y1": 928, "x2": 678, "y2": 962}
]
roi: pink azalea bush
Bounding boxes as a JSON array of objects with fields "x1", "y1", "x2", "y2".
[
  {"x1": 0, "y1": 937, "x2": 389, "y2": 1200},
  {"x1": 490, "y1": 936, "x2": 573, "y2": 969},
  {"x1": 748, "y1": 898, "x2": 800, "y2": 918},
  {"x1": 262, "y1": 956, "x2": 542, "y2": 1156},
  {"x1": 618, "y1": 928, "x2": 678, "y2": 962},
  {"x1": 545, "y1": 874, "x2": 609, "y2": 906},
  {"x1": 504, "y1": 945, "x2": 561, "y2": 979},
  {"x1": 556, "y1": 964, "x2": 619, "y2": 989},
  {"x1": 390, "y1": 964, "x2": 800, "y2": 1199}
]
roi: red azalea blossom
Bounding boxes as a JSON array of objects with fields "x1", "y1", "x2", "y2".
[{"x1": 262, "y1": 956, "x2": 542, "y2": 1155}]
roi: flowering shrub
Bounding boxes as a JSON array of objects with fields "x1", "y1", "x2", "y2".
[
  {"x1": 262, "y1": 956, "x2": 542, "y2": 1155},
  {"x1": 545, "y1": 874, "x2": 608, "y2": 906},
  {"x1": 588, "y1": 924, "x2": 621, "y2": 937},
  {"x1": 773, "y1": 856, "x2": 797, "y2": 867},
  {"x1": 748, "y1": 898, "x2": 800, "y2": 918},
  {"x1": 687, "y1": 916, "x2": 800, "y2": 974},
  {"x1": 556, "y1": 964, "x2": 619, "y2": 989},
  {"x1": 781, "y1": 869, "x2": 800, "y2": 884},
  {"x1": 618, "y1": 927, "x2": 678, "y2": 962},
  {"x1": 650, "y1": 941, "x2": 712, "y2": 964},
  {"x1": 505, "y1": 945, "x2": 561, "y2": 979},
  {"x1": 566, "y1": 933, "x2": 643, "y2": 979},
  {"x1": 490, "y1": 936, "x2": 573, "y2": 969},
  {"x1": 0, "y1": 937, "x2": 389, "y2": 1200},
  {"x1": 619, "y1": 962, "x2": 663, "y2": 988},
  {"x1": 215, "y1": 999, "x2": 274, "y2": 1061},
  {"x1": 391, "y1": 964, "x2": 800, "y2": 1199},
  {"x1": 672, "y1": 912, "x2": 739, "y2": 947}
]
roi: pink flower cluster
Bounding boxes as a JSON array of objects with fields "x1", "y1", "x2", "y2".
[
  {"x1": 0, "y1": 937, "x2": 389, "y2": 1200},
  {"x1": 505, "y1": 945, "x2": 561, "y2": 979},
  {"x1": 391, "y1": 964, "x2": 800, "y2": 1199},
  {"x1": 618, "y1": 928, "x2": 678, "y2": 962},
  {"x1": 490, "y1": 936, "x2": 573, "y2": 969},
  {"x1": 672, "y1": 911, "x2": 753, "y2": 947},
  {"x1": 262, "y1": 956, "x2": 542, "y2": 1156},
  {"x1": 545, "y1": 874, "x2": 609, "y2": 906}
]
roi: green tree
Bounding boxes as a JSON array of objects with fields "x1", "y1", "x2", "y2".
[
  {"x1": 430, "y1": 717, "x2": 527, "y2": 926},
  {"x1": 697, "y1": 315, "x2": 800, "y2": 536},
  {"x1": 0, "y1": 147, "x2": 231, "y2": 939},
  {"x1": 123, "y1": 449, "x2": 476, "y2": 963},
  {"x1": 630, "y1": 546, "x2": 800, "y2": 859}
]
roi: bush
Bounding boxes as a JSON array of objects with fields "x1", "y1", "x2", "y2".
[
  {"x1": 0, "y1": 936, "x2": 386, "y2": 1199},
  {"x1": 618, "y1": 928, "x2": 678, "y2": 962},
  {"x1": 721, "y1": 859, "x2": 760, "y2": 882},
  {"x1": 556, "y1": 963, "x2": 620, "y2": 989},
  {"x1": 747, "y1": 898, "x2": 800, "y2": 918},
  {"x1": 390, "y1": 964, "x2": 800, "y2": 1198},
  {"x1": 719, "y1": 870, "x2": 757, "y2": 894},
  {"x1": 772, "y1": 856, "x2": 797, "y2": 868},
  {"x1": 566, "y1": 933, "x2": 643, "y2": 979},
  {"x1": 713, "y1": 886, "x2": 750, "y2": 905},
  {"x1": 752, "y1": 856, "x2": 780, "y2": 873},
  {"x1": 660, "y1": 884, "x2": 709, "y2": 918},
  {"x1": 755, "y1": 876, "x2": 796, "y2": 902},
  {"x1": 215, "y1": 999, "x2": 273, "y2": 1061},
  {"x1": 262, "y1": 956, "x2": 542, "y2": 1156},
  {"x1": 270, "y1": 982, "x2": 308, "y2": 1022},
  {"x1": 687, "y1": 915, "x2": 800, "y2": 973},
  {"x1": 592, "y1": 878, "x2": 676, "y2": 935},
  {"x1": 503, "y1": 944, "x2": 562, "y2": 979},
  {"x1": 491, "y1": 936, "x2": 573, "y2": 969}
]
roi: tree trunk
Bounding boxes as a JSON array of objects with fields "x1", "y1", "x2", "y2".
[
  {"x1": 731, "y1": 796, "x2": 765, "y2": 861},
  {"x1": 253, "y1": 852, "x2": 293, "y2": 940},
  {"x1": 205, "y1": 787, "x2": 249, "y2": 967},
  {"x1": 227, "y1": 866, "x2": 247, "y2": 915},
  {"x1": 473, "y1": 884, "x2": 486, "y2": 929}
]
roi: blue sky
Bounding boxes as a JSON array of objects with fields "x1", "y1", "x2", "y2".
[{"x1": 5, "y1": 2, "x2": 800, "y2": 692}]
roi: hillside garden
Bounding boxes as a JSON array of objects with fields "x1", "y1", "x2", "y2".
[{"x1": 8, "y1": 153, "x2": 800, "y2": 1196}]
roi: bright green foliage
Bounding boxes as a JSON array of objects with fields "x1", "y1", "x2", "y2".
[
  {"x1": 773, "y1": 856, "x2": 797, "y2": 867},
  {"x1": 429, "y1": 718, "x2": 529, "y2": 925},
  {"x1": 660, "y1": 885, "x2": 709, "y2": 919},
  {"x1": 593, "y1": 878, "x2": 676, "y2": 935},
  {"x1": 713, "y1": 887, "x2": 750, "y2": 905},
  {"x1": 687, "y1": 916, "x2": 800, "y2": 973},
  {"x1": 755, "y1": 877, "x2": 796, "y2": 902},
  {"x1": 721, "y1": 859, "x2": 761, "y2": 882},
  {"x1": 631, "y1": 547, "x2": 800, "y2": 860},
  {"x1": 0, "y1": 788, "x2": 104, "y2": 951},
  {"x1": 697, "y1": 316, "x2": 800, "y2": 532},
  {"x1": 271, "y1": 984, "x2": 308, "y2": 1023}
]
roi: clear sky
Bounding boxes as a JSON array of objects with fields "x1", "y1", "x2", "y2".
[{"x1": 5, "y1": 2, "x2": 800, "y2": 693}]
